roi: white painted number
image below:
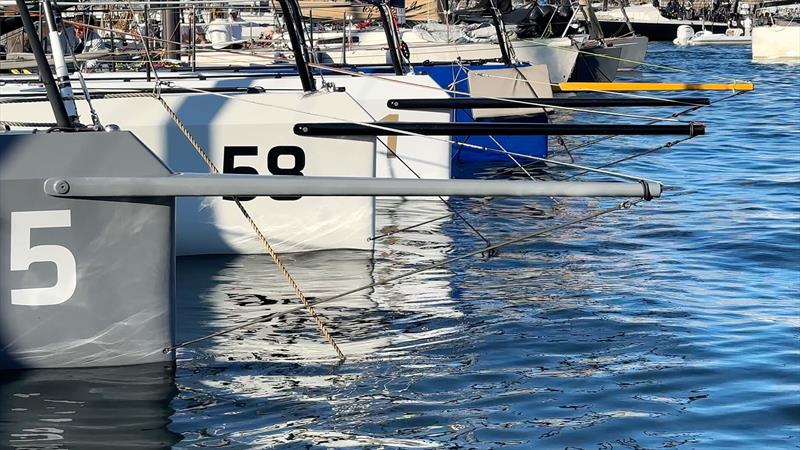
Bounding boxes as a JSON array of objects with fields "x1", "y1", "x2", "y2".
[{"x1": 10, "y1": 210, "x2": 76, "y2": 306}]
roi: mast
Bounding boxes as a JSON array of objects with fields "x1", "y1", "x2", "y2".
[
  {"x1": 487, "y1": 0, "x2": 513, "y2": 65},
  {"x1": 619, "y1": 1, "x2": 636, "y2": 35},
  {"x1": 14, "y1": 0, "x2": 71, "y2": 128},
  {"x1": 376, "y1": 1, "x2": 406, "y2": 75},
  {"x1": 42, "y1": 0, "x2": 79, "y2": 125},
  {"x1": 162, "y1": 2, "x2": 180, "y2": 60},
  {"x1": 277, "y1": 0, "x2": 316, "y2": 91},
  {"x1": 578, "y1": 0, "x2": 606, "y2": 42}
]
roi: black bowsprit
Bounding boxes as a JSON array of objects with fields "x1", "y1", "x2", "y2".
[{"x1": 293, "y1": 122, "x2": 706, "y2": 137}]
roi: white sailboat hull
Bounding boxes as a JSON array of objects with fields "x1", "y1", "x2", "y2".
[
  {"x1": 0, "y1": 73, "x2": 452, "y2": 255},
  {"x1": 752, "y1": 25, "x2": 800, "y2": 60},
  {"x1": 312, "y1": 33, "x2": 578, "y2": 83}
]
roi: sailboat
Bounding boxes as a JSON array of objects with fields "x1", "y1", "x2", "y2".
[
  {"x1": 1, "y1": 0, "x2": 668, "y2": 372},
  {"x1": 592, "y1": 2, "x2": 729, "y2": 41},
  {"x1": 751, "y1": 1, "x2": 800, "y2": 60},
  {"x1": 1, "y1": 0, "x2": 700, "y2": 257}
]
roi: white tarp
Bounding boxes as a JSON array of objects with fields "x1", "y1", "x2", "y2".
[
  {"x1": 412, "y1": 22, "x2": 518, "y2": 44},
  {"x1": 467, "y1": 64, "x2": 552, "y2": 118}
]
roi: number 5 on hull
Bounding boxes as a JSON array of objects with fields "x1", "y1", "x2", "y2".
[{"x1": 10, "y1": 210, "x2": 76, "y2": 306}]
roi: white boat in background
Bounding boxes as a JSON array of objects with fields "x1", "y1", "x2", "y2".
[
  {"x1": 272, "y1": 27, "x2": 579, "y2": 84},
  {"x1": 752, "y1": 23, "x2": 800, "y2": 60},
  {"x1": 593, "y1": 4, "x2": 730, "y2": 41},
  {"x1": 605, "y1": 34, "x2": 649, "y2": 69},
  {"x1": 673, "y1": 23, "x2": 752, "y2": 46},
  {"x1": 335, "y1": 28, "x2": 579, "y2": 84}
]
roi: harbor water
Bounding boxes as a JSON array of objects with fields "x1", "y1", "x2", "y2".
[{"x1": 1, "y1": 43, "x2": 798, "y2": 449}]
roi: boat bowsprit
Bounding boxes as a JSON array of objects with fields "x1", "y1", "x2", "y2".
[{"x1": 0, "y1": 129, "x2": 662, "y2": 370}]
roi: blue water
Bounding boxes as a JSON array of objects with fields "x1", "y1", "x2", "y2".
[{"x1": 2, "y1": 43, "x2": 798, "y2": 449}]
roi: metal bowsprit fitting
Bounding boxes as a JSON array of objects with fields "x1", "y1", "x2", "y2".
[{"x1": 44, "y1": 175, "x2": 663, "y2": 199}]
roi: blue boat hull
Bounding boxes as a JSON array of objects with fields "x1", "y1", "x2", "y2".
[{"x1": 411, "y1": 64, "x2": 549, "y2": 170}]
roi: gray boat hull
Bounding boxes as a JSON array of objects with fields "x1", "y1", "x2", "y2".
[
  {"x1": 0, "y1": 132, "x2": 175, "y2": 370},
  {"x1": 568, "y1": 45, "x2": 623, "y2": 82}
]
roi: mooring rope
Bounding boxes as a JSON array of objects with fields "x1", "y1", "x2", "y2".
[
  {"x1": 120, "y1": 0, "x2": 347, "y2": 361},
  {"x1": 0, "y1": 120, "x2": 59, "y2": 127},
  {"x1": 155, "y1": 93, "x2": 346, "y2": 361},
  {"x1": 166, "y1": 197, "x2": 647, "y2": 352},
  {"x1": 110, "y1": 3, "x2": 346, "y2": 358}
]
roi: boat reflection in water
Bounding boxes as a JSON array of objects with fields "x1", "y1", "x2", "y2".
[
  {"x1": 169, "y1": 198, "x2": 464, "y2": 447},
  {"x1": 0, "y1": 363, "x2": 180, "y2": 449},
  {"x1": 173, "y1": 198, "x2": 456, "y2": 364},
  {"x1": 0, "y1": 196, "x2": 458, "y2": 448},
  {"x1": 1, "y1": 195, "x2": 557, "y2": 448}
]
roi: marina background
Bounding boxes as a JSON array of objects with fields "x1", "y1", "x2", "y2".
[{"x1": 1, "y1": 43, "x2": 798, "y2": 448}]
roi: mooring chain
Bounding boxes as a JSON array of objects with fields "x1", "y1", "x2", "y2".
[
  {"x1": 167, "y1": 198, "x2": 647, "y2": 351},
  {"x1": 154, "y1": 93, "x2": 346, "y2": 361}
]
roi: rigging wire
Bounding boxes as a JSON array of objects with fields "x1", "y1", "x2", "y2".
[
  {"x1": 371, "y1": 133, "x2": 494, "y2": 246},
  {"x1": 159, "y1": 81, "x2": 662, "y2": 183},
  {"x1": 494, "y1": 89, "x2": 748, "y2": 180},
  {"x1": 367, "y1": 90, "x2": 747, "y2": 242},
  {"x1": 167, "y1": 197, "x2": 649, "y2": 352}
]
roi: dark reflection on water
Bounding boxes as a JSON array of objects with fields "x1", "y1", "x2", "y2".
[
  {"x1": 2, "y1": 44, "x2": 798, "y2": 449},
  {"x1": 0, "y1": 363, "x2": 180, "y2": 449}
]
